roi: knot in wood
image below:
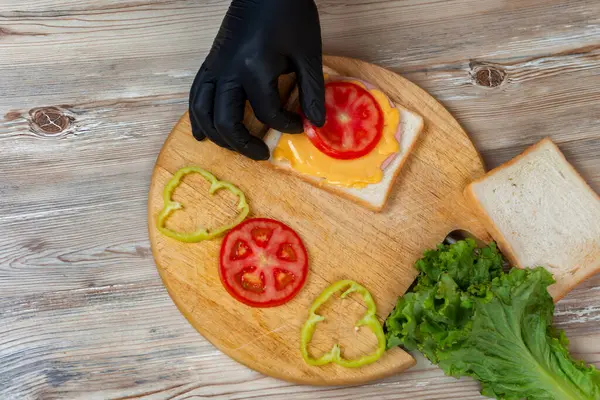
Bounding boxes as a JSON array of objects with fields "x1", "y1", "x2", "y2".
[
  {"x1": 0, "y1": 27, "x2": 13, "y2": 38},
  {"x1": 29, "y1": 106, "x2": 74, "y2": 136},
  {"x1": 471, "y1": 65, "x2": 506, "y2": 88}
]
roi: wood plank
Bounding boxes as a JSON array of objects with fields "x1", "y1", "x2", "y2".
[{"x1": 1, "y1": 0, "x2": 599, "y2": 397}]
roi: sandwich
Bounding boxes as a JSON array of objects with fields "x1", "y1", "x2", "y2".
[
  {"x1": 264, "y1": 66, "x2": 424, "y2": 212},
  {"x1": 465, "y1": 138, "x2": 600, "y2": 301}
]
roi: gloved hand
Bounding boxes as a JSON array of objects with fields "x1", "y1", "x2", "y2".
[{"x1": 189, "y1": 0, "x2": 325, "y2": 161}]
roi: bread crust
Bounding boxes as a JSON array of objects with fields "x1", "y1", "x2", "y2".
[
  {"x1": 260, "y1": 159, "x2": 385, "y2": 211},
  {"x1": 465, "y1": 137, "x2": 600, "y2": 301},
  {"x1": 379, "y1": 112, "x2": 425, "y2": 210},
  {"x1": 549, "y1": 262, "x2": 600, "y2": 301}
]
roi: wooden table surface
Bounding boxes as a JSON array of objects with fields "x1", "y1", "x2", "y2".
[{"x1": 1, "y1": 0, "x2": 598, "y2": 399}]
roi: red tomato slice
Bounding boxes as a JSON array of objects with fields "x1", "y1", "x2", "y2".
[
  {"x1": 303, "y1": 81, "x2": 384, "y2": 160},
  {"x1": 219, "y1": 218, "x2": 308, "y2": 308}
]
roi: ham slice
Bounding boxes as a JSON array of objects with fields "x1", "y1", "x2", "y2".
[{"x1": 379, "y1": 115, "x2": 403, "y2": 170}]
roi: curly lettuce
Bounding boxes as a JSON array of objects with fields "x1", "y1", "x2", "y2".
[{"x1": 385, "y1": 239, "x2": 600, "y2": 400}]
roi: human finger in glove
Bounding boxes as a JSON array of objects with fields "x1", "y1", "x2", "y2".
[{"x1": 189, "y1": 0, "x2": 326, "y2": 161}]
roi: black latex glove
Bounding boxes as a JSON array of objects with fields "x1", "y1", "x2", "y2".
[{"x1": 189, "y1": 0, "x2": 325, "y2": 161}]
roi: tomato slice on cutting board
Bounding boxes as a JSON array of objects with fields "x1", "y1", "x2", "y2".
[
  {"x1": 304, "y1": 81, "x2": 384, "y2": 160},
  {"x1": 219, "y1": 218, "x2": 308, "y2": 307}
]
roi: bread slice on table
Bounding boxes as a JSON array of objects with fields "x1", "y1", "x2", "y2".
[
  {"x1": 465, "y1": 138, "x2": 600, "y2": 301},
  {"x1": 263, "y1": 66, "x2": 424, "y2": 212}
]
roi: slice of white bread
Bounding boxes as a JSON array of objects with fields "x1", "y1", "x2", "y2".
[
  {"x1": 264, "y1": 67, "x2": 424, "y2": 212},
  {"x1": 465, "y1": 138, "x2": 600, "y2": 301}
]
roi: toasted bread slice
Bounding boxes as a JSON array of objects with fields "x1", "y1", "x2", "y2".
[
  {"x1": 465, "y1": 138, "x2": 600, "y2": 301},
  {"x1": 264, "y1": 67, "x2": 424, "y2": 212}
]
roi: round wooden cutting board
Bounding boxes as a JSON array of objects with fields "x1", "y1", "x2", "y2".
[{"x1": 148, "y1": 56, "x2": 490, "y2": 385}]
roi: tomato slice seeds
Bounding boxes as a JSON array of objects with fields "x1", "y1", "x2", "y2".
[
  {"x1": 277, "y1": 243, "x2": 297, "y2": 261},
  {"x1": 251, "y1": 227, "x2": 273, "y2": 247},
  {"x1": 235, "y1": 266, "x2": 265, "y2": 294},
  {"x1": 220, "y1": 218, "x2": 308, "y2": 307},
  {"x1": 230, "y1": 240, "x2": 252, "y2": 260}
]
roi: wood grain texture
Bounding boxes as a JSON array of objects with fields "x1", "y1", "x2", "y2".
[
  {"x1": 1, "y1": 0, "x2": 599, "y2": 398},
  {"x1": 148, "y1": 56, "x2": 491, "y2": 385}
]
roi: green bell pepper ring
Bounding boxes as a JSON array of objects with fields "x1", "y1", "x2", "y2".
[
  {"x1": 300, "y1": 280, "x2": 387, "y2": 368},
  {"x1": 156, "y1": 166, "x2": 250, "y2": 242}
]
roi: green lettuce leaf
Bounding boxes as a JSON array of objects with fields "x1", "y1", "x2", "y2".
[{"x1": 385, "y1": 239, "x2": 600, "y2": 400}]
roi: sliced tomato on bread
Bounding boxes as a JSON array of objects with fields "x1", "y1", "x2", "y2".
[{"x1": 304, "y1": 81, "x2": 384, "y2": 160}]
